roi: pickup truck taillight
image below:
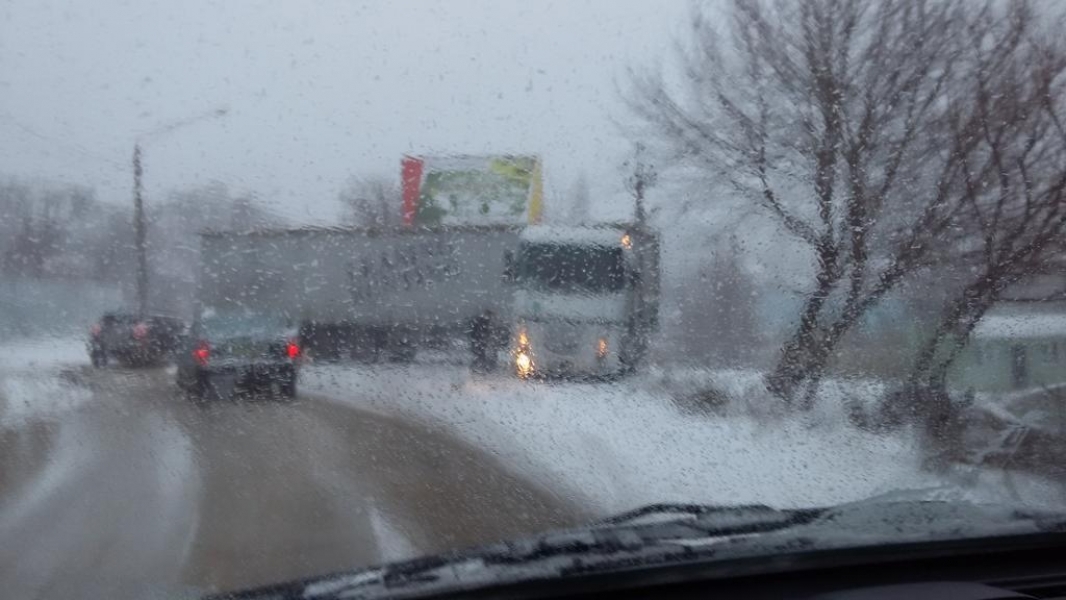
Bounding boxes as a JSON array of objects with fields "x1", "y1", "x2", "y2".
[
  {"x1": 192, "y1": 341, "x2": 210, "y2": 366},
  {"x1": 132, "y1": 322, "x2": 150, "y2": 340}
]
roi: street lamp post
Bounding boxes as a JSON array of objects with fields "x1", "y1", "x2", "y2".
[
  {"x1": 133, "y1": 143, "x2": 148, "y2": 316},
  {"x1": 132, "y1": 107, "x2": 228, "y2": 317}
]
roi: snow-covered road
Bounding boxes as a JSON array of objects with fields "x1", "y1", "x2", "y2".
[{"x1": 0, "y1": 341, "x2": 585, "y2": 598}]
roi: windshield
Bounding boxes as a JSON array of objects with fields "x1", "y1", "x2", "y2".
[
  {"x1": 199, "y1": 311, "x2": 291, "y2": 338},
  {"x1": 2, "y1": 1, "x2": 1066, "y2": 598},
  {"x1": 515, "y1": 243, "x2": 625, "y2": 293}
]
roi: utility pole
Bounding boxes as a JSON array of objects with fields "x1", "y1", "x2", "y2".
[
  {"x1": 634, "y1": 175, "x2": 647, "y2": 226},
  {"x1": 133, "y1": 143, "x2": 148, "y2": 317},
  {"x1": 625, "y1": 142, "x2": 656, "y2": 229},
  {"x1": 623, "y1": 142, "x2": 658, "y2": 369}
]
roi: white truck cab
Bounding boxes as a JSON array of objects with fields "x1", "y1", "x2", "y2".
[{"x1": 508, "y1": 224, "x2": 659, "y2": 378}]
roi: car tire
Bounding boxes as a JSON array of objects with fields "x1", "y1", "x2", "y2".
[
  {"x1": 387, "y1": 339, "x2": 417, "y2": 363},
  {"x1": 184, "y1": 373, "x2": 211, "y2": 402},
  {"x1": 279, "y1": 370, "x2": 297, "y2": 399}
]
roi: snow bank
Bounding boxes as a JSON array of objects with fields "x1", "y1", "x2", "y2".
[
  {"x1": 3, "y1": 336, "x2": 87, "y2": 372},
  {"x1": 643, "y1": 366, "x2": 887, "y2": 419},
  {"x1": 0, "y1": 337, "x2": 90, "y2": 427},
  {"x1": 302, "y1": 364, "x2": 937, "y2": 515}
]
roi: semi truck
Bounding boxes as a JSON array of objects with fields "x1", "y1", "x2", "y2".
[{"x1": 197, "y1": 222, "x2": 658, "y2": 377}]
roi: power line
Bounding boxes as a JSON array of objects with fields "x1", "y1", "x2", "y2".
[{"x1": 0, "y1": 112, "x2": 128, "y2": 171}]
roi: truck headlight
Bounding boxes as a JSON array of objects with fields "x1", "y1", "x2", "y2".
[
  {"x1": 515, "y1": 351, "x2": 534, "y2": 378},
  {"x1": 596, "y1": 337, "x2": 609, "y2": 359},
  {"x1": 514, "y1": 326, "x2": 534, "y2": 378}
]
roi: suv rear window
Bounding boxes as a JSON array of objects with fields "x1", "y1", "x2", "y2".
[{"x1": 200, "y1": 312, "x2": 291, "y2": 338}]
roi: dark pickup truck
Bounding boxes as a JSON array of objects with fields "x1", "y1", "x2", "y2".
[{"x1": 88, "y1": 312, "x2": 186, "y2": 367}]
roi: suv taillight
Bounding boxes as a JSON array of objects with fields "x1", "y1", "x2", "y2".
[
  {"x1": 192, "y1": 341, "x2": 210, "y2": 366},
  {"x1": 286, "y1": 340, "x2": 301, "y2": 359}
]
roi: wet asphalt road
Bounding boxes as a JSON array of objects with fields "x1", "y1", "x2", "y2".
[{"x1": 0, "y1": 365, "x2": 589, "y2": 599}]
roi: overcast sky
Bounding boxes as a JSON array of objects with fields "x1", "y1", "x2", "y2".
[{"x1": 0, "y1": 0, "x2": 690, "y2": 223}]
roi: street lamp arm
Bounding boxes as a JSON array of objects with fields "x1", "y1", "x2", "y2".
[{"x1": 136, "y1": 106, "x2": 229, "y2": 144}]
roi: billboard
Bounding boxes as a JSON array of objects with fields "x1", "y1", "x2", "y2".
[{"x1": 401, "y1": 154, "x2": 543, "y2": 226}]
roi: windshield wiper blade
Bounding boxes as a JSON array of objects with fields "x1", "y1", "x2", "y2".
[
  {"x1": 288, "y1": 503, "x2": 825, "y2": 600},
  {"x1": 596, "y1": 502, "x2": 777, "y2": 525},
  {"x1": 596, "y1": 502, "x2": 824, "y2": 537}
]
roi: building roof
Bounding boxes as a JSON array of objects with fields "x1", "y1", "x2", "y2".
[
  {"x1": 200, "y1": 224, "x2": 522, "y2": 238},
  {"x1": 519, "y1": 225, "x2": 632, "y2": 247},
  {"x1": 972, "y1": 312, "x2": 1066, "y2": 340}
]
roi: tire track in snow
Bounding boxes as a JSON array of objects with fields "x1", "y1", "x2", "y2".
[{"x1": 0, "y1": 369, "x2": 201, "y2": 599}]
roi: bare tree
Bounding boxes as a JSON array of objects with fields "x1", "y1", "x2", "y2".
[
  {"x1": 627, "y1": 0, "x2": 1066, "y2": 407},
  {"x1": 0, "y1": 181, "x2": 102, "y2": 278},
  {"x1": 339, "y1": 175, "x2": 401, "y2": 227},
  {"x1": 892, "y1": 7, "x2": 1066, "y2": 439}
]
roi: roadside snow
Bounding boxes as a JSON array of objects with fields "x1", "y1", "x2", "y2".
[
  {"x1": 3, "y1": 336, "x2": 87, "y2": 372},
  {"x1": 0, "y1": 337, "x2": 90, "y2": 427},
  {"x1": 302, "y1": 364, "x2": 939, "y2": 515}
]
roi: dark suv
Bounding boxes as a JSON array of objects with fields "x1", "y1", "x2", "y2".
[
  {"x1": 175, "y1": 310, "x2": 301, "y2": 399},
  {"x1": 88, "y1": 312, "x2": 186, "y2": 367}
]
